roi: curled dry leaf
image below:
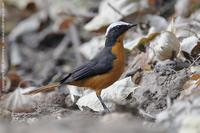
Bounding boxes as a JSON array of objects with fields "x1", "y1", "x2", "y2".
[
  {"x1": 53, "y1": 16, "x2": 75, "y2": 32},
  {"x1": 141, "y1": 14, "x2": 168, "y2": 33},
  {"x1": 167, "y1": 10, "x2": 200, "y2": 40},
  {"x1": 189, "y1": 66, "x2": 200, "y2": 87},
  {"x1": 76, "y1": 77, "x2": 138, "y2": 112},
  {"x1": 0, "y1": 87, "x2": 37, "y2": 113},
  {"x1": 153, "y1": 31, "x2": 180, "y2": 60},
  {"x1": 136, "y1": 14, "x2": 168, "y2": 35},
  {"x1": 67, "y1": 85, "x2": 84, "y2": 104},
  {"x1": 180, "y1": 35, "x2": 200, "y2": 59},
  {"x1": 3, "y1": 71, "x2": 28, "y2": 92},
  {"x1": 67, "y1": 85, "x2": 93, "y2": 106},
  {"x1": 84, "y1": 0, "x2": 148, "y2": 31}
]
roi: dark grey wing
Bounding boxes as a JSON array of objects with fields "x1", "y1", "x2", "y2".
[{"x1": 60, "y1": 47, "x2": 116, "y2": 84}]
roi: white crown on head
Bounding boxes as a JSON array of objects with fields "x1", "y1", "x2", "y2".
[{"x1": 105, "y1": 21, "x2": 131, "y2": 36}]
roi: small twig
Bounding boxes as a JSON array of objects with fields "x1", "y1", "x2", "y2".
[
  {"x1": 53, "y1": 34, "x2": 70, "y2": 60},
  {"x1": 38, "y1": 25, "x2": 53, "y2": 40},
  {"x1": 139, "y1": 109, "x2": 156, "y2": 121},
  {"x1": 107, "y1": 2, "x2": 125, "y2": 18},
  {"x1": 166, "y1": 96, "x2": 172, "y2": 108},
  {"x1": 182, "y1": 28, "x2": 200, "y2": 40},
  {"x1": 40, "y1": 33, "x2": 70, "y2": 83},
  {"x1": 58, "y1": 12, "x2": 96, "y2": 19},
  {"x1": 189, "y1": 55, "x2": 200, "y2": 67},
  {"x1": 69, "y1": 24, "x2": 83, "y2": 66}
]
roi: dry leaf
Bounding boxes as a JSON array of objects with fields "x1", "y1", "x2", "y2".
[
  {"x1": 0, "y1": 87, "x2": 37, "y2": 113},
  {"x1": 142, "y1": 14, "x2": 168, "y2": 33},
  {"x1": 84, "y1": 0, "x2": 148, "y2": 31},
  {"x1": 79, "y1": 35, "x2": 105, "y2": 59},
  {"x1": 4, "y1": 71, "x2": 28, "y2": 92},
  {"x1": 76, "y1": 77, "x2": 138, "y2": 112},
  {"x1": 180, "y1": 35, "x2": 200, "y2": 59},
  {"x1": 191, "y1": 66, "x2": 200, "y2": 74},
  {"x1": 153, "y1": 31, "x2": 180, "y2": 60},
  {"x1": 53, "y1": 17, "x2": 75, "y2": 32},
  {"x1": 190, "y1": 74, "x2": 200, "y2": 81},
  {"x1": 188, "y1": 66, "x2": 200, "y2": 87}
]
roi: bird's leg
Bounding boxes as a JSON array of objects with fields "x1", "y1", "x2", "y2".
[{"x1": 96, "y1": 90, "x2": 110, "y2": 113}]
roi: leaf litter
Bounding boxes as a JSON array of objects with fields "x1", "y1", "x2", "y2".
[{"x1": 1, "y1": 0, "x2": 200, "y2": 133}]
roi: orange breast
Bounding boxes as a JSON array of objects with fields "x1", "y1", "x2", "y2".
[{"x1": 69, "y1": 35, "x2": 125, "y2": 92}]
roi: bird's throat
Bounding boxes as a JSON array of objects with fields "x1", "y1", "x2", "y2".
[{"x1": 111, "y1": 34, "x2": 125, "y2": 69}]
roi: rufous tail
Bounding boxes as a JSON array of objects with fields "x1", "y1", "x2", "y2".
[{"x1": 23, "y1": 82, "x2": 61, "y2": 95}]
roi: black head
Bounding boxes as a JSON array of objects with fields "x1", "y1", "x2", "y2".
[{"x1": 105, "y1": 21, "x2": 136, "y2": 47}]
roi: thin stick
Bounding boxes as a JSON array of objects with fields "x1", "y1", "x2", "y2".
[
  {"x1": 40, "y1": 33, "x2": 70, "y2": 82},
  {"x1": 53, "y1": 34, "x2": 70, "y2": 60},
  {"x1": 69, "y1": 24, "x2": 83, "y2": 66},
  {"x1": 189, "y1": 55, "x2": 200, "y2": 67},
  {"x1": 182, "y1": 28, "x2": 200, "y2": 40},
  {"x1": 58, "y1": 12, "x2": 96, "y2": 18},
  {"x1": 107, "y1": 2, "x2": 125, "y2": 18}
]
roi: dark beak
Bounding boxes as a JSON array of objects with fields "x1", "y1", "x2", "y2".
[{"x1": 128, "y1": 24, "x2": 137, "y2": 29}]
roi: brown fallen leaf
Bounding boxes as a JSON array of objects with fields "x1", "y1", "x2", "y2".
[
  {"x1": 180, "y1": 35, "x2": 200, "y2": 60},
  {"x1": 190, "y1": 74, "x2": 200, "y2": 87},
  {"x1": 5, "y1": 71, "x2": 28, "y2": 92},
  {"x1": 53, "y1": 16, "x2": 75, "y2": 32},
  {"x1": 132, "y1": 69, "x2": 143, "y2": 85},
  {"x1": 190, "y1": 73, "x2": 200, "y2": 80}
]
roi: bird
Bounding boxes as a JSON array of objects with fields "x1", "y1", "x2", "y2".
[{"x1": 24, "y1": 21, "x2": 137, "y2": 112}]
